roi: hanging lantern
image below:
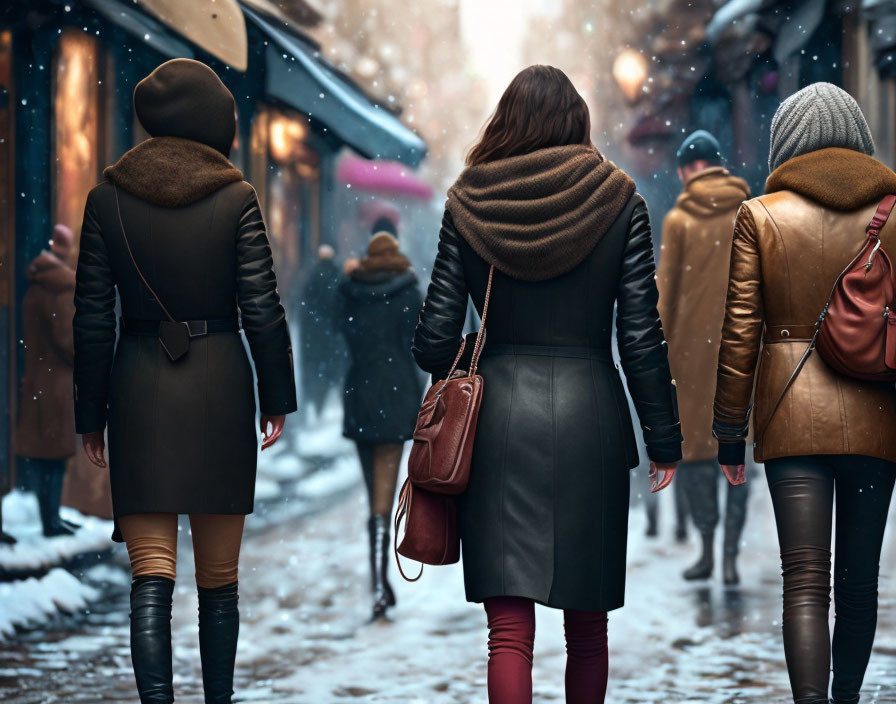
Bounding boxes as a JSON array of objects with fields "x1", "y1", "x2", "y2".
[{"x1": 613, "y1": 49, "x2": 648, "y2": 102}]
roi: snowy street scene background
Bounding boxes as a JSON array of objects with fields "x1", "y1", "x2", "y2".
[{"x1": 5, "y1": 0, "x2": 896, "y2": 702}]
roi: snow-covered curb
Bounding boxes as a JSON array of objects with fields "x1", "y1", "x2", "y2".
[
  {"x1": 0, "y1": 568, "x2": 100, "y2": 638},
  {"x1": 0, "y1": 491, "x2": 115, "y2": 575}
]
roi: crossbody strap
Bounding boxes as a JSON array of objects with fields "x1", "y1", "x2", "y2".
[
  {"x1": 754, "y1": 195, "x2": 896, "y2": 443},
  {"x1": 444, "y1": 265, "x2": 495, "y2": 380},
  {"x1": 114, "y1": 185, "x2": 176, "y2": 324}
]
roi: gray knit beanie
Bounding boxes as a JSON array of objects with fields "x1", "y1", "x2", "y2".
[{"x1": 768, "y1": 82, "x2": 874, "y2": 172}]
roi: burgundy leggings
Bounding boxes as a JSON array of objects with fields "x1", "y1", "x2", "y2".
[{"x1": 484, "y1": 596, "x2": 609, "y2": 704}]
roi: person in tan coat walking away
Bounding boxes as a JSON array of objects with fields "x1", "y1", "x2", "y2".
[
  {"x1": 714, "y1": 82, "x2": 896, "y2": 704},
  {"x1": 657, "y1": 130, "x2": 751, "y2": 584},
  {"x1": 15, "y1": 223, "x2": 79, "y2": 537}
]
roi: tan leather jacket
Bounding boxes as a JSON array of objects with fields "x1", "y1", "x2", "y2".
[
  {"x1": 658, "y1": 167, "x2": 749, "y2": 462},
  {"x1": 714, "y1": 148, "x2": 896, "y2": 464}
]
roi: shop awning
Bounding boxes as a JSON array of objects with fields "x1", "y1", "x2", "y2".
[
  {"x1": 243, "y1": 7, "x2": 427, "y2": 166},
  {"x1": 337, "y1": 155, "x2": 433, "y2": 200},
  {"x1": 83, "y1": 0, "x2": 195, "y2": 59},
  {"x1": 135, "y1": 0, "x2": 248, "y2": 70}
]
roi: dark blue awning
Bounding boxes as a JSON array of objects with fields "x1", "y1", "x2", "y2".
[{"x1": 242, "y1": 6, "x2": 427, "y2": 166}]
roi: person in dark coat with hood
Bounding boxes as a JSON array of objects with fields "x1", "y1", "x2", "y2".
[
  {"x1": 73, "y1": 59, "x2": 296, "y2": 704},
  {"x1": 338, "y1": 227, "x2": 422, "y2": 619},
  {"x1": 413, "y1": 65, "x2": 682, "y2": 703},
  {"x1": 15, "y1": 223, "x2": 79, "y2": 538},
  {"x1": 299, "y1": 244, "x2": 346, "y2": 422}
]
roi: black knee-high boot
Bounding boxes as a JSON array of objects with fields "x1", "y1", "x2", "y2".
[
  {"x1": 198, "y1": 582, "x2": 239, "y2": 704},
  {"x1": 368, "y1": 514, "x2": 395, "y2": 619},
  {"x1": 130, "y1": 576, "x2": 175, "y2": 704}
]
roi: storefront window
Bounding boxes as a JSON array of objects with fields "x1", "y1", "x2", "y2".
[
  {"x1": 249, "y1": 105, "x2": 320, "y2": 306},
  {"x1": 53, "y1": 28, "x2": 100, "y2": 240}
]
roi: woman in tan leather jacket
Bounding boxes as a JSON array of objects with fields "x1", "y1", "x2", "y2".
[{"x1": 713, "y1": 83, "x2": 896, "y2": 704}]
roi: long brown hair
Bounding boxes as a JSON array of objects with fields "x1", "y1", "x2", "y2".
[{"x1": 466, "y1": 65, "x2": 593, "y2": 167}]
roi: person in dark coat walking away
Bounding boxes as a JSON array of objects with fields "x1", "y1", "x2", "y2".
[
  {"x1": 658, "y1": 130, "x2": 751, "y2": 584},
  {"x1": 15, "y1": 223, "x2": 79, "y2": 538},
  {"x1": 338, "y1": 229, "x2": 422, "y2": 619},
  {"x1": 73, "y1": 59, "x2": 297, "y2": 704},
  {"x1": 299, "y1": 244, "x2": 346, "y2": 422},
  {"x1": 413, "y1": 65, "x2": 682, "y2": 703},
  {"x1": 714, "y1": 83, "x2": 896, "y2": 704}
]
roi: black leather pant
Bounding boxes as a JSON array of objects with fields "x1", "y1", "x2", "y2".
[
  {"x1": 765, "y1": 455, "x2": 896, "y2": 704},
  {"x1": 683, "y1": 460, "x2": 749, "y2": 553}
]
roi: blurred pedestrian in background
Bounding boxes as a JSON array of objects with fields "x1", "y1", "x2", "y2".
[
  {"x1": 74, "y1": 58, "x2": 296, "y2": 704},
  {"x1": 15, "y1": 223, "x2": 79, "y2": 538},
  {"x1": 413, "y1": 65, "x2": 682, "y2": 704},
  {"x1": 299, "y1": 244, "x2": 347, "y2": 424},
  {"x1": 714, "y1": 82, "x2": 896, "y2": 704},
  {"x1": 338, "y1": 226, "x2": 422, "y2": 620},
  {"x1": 658, "y1": 130, "x2": 751, "y2": 584}
]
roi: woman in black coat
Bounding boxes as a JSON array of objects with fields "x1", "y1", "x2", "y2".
[
  {"x1": 338, "y1": 227, "x2": 423, "y2": 619},
  {"x1": 413, "y1": 66, "x2": 682, "y2": 703},
  {"x1": 73, "y1": 59, "x2": 296, "y2": 704}
]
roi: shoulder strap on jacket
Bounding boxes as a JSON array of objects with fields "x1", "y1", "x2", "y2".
[{"x1": 114, "y1": 185, "x2": 175, "y2": 323}]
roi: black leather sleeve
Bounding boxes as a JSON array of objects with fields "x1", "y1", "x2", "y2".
[
  {"x1": 73, "y1": 190, "x2": 117, "y2": 434},
  {"x1": 412, "y1": 209, "x2": 468, "y2": 378},
  {"x1": 236, "y1": 189, "x2": 298, "y2": 416},
  {"x1": 615, "y1": 196, "x2": 684, "y2": 464}
]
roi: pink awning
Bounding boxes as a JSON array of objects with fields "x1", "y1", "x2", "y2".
[{"x1": 337, "y1": 155, "x2": 433, "y2": 201}]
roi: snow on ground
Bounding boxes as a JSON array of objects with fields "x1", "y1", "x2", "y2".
[
  {"x1": 0, "y1": 491, "x2": 114, "y2": 574},
  {"x1": 0, "y1": 569, "x2": 100, "y2": 638},
  {"x1": 6, "y1": 463, "x2": 896, "y2": 702}
]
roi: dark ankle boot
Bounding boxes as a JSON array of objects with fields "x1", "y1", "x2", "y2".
[
  {"x1": 198, "y1": 582, "x2": 239, "y2": 704},
  {"x1": 130, "y1": 576, "x2": 175, "y2": 704},
  {"x1": 723, "y1": 551, "x2": 740, "y2": 585},
  {"x1": 368, "y1": 514, "x2": 395, "y2": 619},
  {"x1": 684, "y1": 532, "x2": 715, "y2": 581},
  {"x1": 37, "y1": 464, "x2": 74, "y2": 537}
]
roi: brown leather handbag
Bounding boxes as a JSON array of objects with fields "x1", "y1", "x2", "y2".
[
  {"x1": 406, "y1": 265, "x2": 494, "y2": 494},
  {"x1": 394, "y1": 265, "x2": 494, "y2": 580},
  {"x1": 759, "y1": 195, "x2": 896, "y2": 440}
]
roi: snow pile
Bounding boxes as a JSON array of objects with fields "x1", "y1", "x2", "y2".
[
  {"x1": 0, "y1": 568, "x2": 99, "y2": 638},
  {"x1": 0, "y1": 491, "x2": 114, "y2": 574}
]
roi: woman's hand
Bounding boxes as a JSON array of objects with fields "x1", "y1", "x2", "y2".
[
  {"x1": 82, "y1": 431, "x2": 107, "y2": 468},
  {"x1": 260, "y1": 414, "x2": 286, "y2": 451},
  {"x1": 721, "y1": 464, "x2": 747, "y2": 486},
  {"x1": 649, "y1": 461, "x2": 678, "y2": 493}
]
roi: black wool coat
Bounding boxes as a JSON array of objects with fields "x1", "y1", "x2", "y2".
[
  {"x1": 413, "y1": 195, "x2": 682, "y2": 612},
  {"x1": 338, "y1": 271, "x2": 423, "y2": 444},
  {"x1": 73, "y1": 138, "x2": 297, "y2": 540}
]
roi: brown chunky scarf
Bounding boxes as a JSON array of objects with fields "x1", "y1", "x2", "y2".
[
  {"x1": 104, "y1": 136, "x2": 243, "y2": 208},
  {"x1": 447, "y1": 144, "x2": 636, "y2": 281}
]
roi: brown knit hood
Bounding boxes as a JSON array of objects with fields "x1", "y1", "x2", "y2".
[
  {"x1": 765, "y1": 147, "x2": 896, "y2": 211},
  {"x1": 677, "y1": 167, "x2": 750, "y2": 218},
  {"x1": 446, "y1": 144, "x2": 636, "y2": 281},
  {"x1": 104, "y1": 136, "x2": 243, "y2": 208}
]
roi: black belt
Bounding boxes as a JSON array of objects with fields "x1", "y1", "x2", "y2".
[
  {"x1": 120, "y1": 317, "x2": 240, "y2": 337},
  {"x1": 483, "y1": 343, "x2": 614, "y2": 363}
]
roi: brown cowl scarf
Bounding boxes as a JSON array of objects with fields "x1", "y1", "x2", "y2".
[
  {"x1": 104, "y1": 136, "x2": 243, "y2": 208},
  {"x1": 351, "y1": 232, "x2": 412, "y2": 283},
  {"x1": 766, "y1": 147, "x2": 896, "y2": 211},
  {"x1": 446, "y1": 144, "x2": 636, "y2": 281}
]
